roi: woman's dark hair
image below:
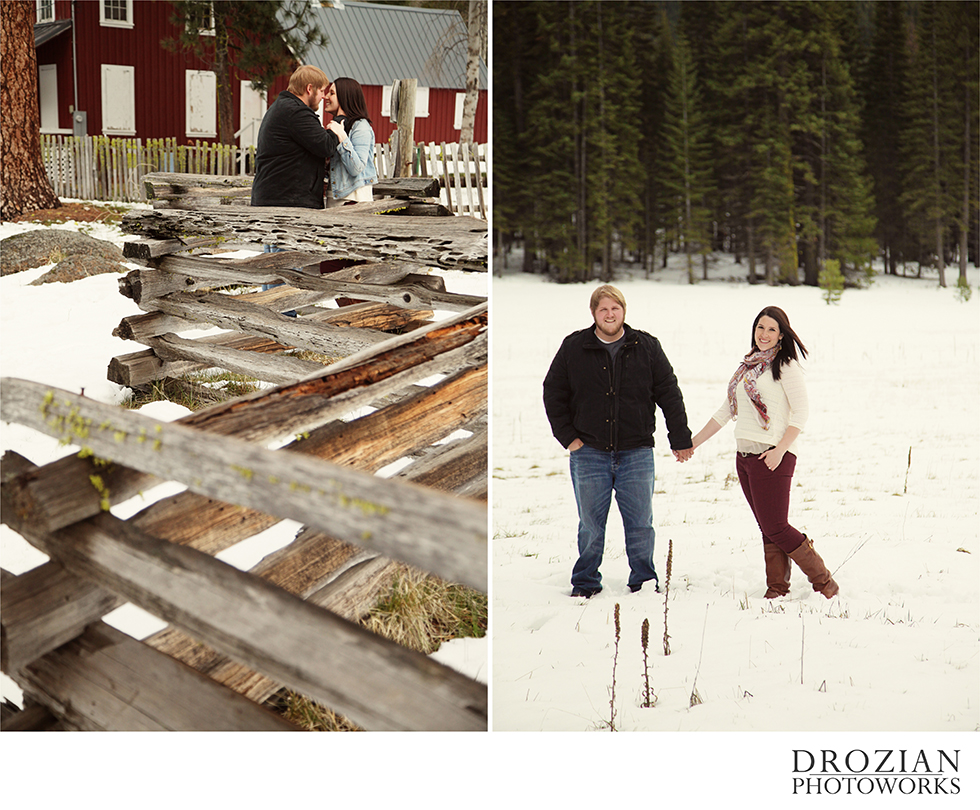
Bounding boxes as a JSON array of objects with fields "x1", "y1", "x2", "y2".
[
  {"x1": 751, "y1": 306, "x2": 807, "y2": 381},
  {"x1": 332, "y1": 77, "x2": 371, "y2": 127}
]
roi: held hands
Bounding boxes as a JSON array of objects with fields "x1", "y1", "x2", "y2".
[
  {"x1": 326, "y1": 120, "x2": 347, "y2": 142},
  {"x1": 568, "y1": 438, "x2": 694, "y2": 462}
]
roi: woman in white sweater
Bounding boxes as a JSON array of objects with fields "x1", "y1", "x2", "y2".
[{"x1": 691, "y1": 306, "x2": 838, "y2": 599}]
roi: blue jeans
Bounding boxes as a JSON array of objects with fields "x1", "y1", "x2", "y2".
[
  {"x1": 569, "y1": 445, "x2": 658, "y2": 591},
  {"x1": 261, "y1": 244, "x2": 297, "y2": 316}
]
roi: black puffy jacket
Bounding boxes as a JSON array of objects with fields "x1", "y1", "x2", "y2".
[
  {"x1": 543, "y1": 323, "x2": 692, "y2": 452},
  {"x1": 250, "y1": 91, "x2": 339, "y2": 209}
]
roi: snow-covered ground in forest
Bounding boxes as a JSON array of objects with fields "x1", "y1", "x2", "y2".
[{"x1": 491, "y1": 252, "x2": 978, "y2": 735}]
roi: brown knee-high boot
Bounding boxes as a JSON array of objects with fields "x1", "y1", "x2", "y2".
[
  {"x1": 763, "y1": 542, "x2": 791, "y2": 598},
  {"x1": 787, "y1": 535, "x2": 839, "y2": 598}
]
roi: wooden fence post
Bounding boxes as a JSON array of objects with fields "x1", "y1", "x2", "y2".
[{"x1": 394, "y1": 78, "x2": 417, "y2": 178}]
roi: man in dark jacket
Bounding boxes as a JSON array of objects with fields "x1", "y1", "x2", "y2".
[
  {"x1": 251, "y1": 65, "x2": 342, "y2": 209},
  {"x1": 543, "y1": 285, "x2": 693, "y2": 598}
]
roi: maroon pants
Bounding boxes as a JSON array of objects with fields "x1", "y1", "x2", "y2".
[{"x1": 735, "y1": 451, "x2": 806, "y2": 554}]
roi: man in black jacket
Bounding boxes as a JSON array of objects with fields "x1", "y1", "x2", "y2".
[
  {"x1": 543, "y1": 285, "x2": 693, "y2": 598},
  {"x1": 251, "y1": 65, "x2": 343, "y2": 209}
]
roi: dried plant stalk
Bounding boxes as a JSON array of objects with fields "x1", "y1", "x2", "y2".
[
  {"x1": 608, "y1": 603, "x2": 621, "y2": 730},
  {"x1": 663, "y1": 538, "x2": 673, "y2": 656},
  {"x1": 641, "y1": 617, "x2": 655, "y2": 708}
]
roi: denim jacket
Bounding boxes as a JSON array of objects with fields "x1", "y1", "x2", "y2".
[{"x1": 329, "y1": 118, "x2": 377, "y2": 201}]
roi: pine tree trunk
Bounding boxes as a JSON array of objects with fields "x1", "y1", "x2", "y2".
[
  {"x1": 215, "y1": 15, "x2": 235, "y2": 146},
  {"x1": 930, "y1": 24, "x2": 946, "y2": 288},
  {"x1": 1, "y1": 0, "x2": 60, "y2": 220},
  {"x1": 961, "y1": 69, "x2": 971, "y2": 283}
]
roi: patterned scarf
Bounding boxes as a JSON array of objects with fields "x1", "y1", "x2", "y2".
[{"x1": 727, "y1": 346, "x2": 779, "y2": 428}]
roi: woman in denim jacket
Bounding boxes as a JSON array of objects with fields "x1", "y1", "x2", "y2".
[{"x1": 324, "y1": 77, "x2": 377, "y2": 206}]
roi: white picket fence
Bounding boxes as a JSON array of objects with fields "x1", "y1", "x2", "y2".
[{"x1": 40, "y1": 135, "x2": 487, "y2": 218}]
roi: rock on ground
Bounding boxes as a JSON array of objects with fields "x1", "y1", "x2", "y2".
[{"x1": 0, "y1": 230, "x2": 124, "y2": 278}]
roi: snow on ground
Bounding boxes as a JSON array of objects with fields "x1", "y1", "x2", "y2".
[
  {"x1": 2, "y1": 204, "x2": 978, "y2": 800},
  {"x1": 0, "y1": 204, "x2": 488, "y2": 708},
  {"x1": 491, "y1": 252, "x2": 979, "y2": 734}
]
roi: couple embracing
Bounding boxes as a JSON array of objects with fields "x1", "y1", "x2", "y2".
[{"x1": 543, "y1": 285, "x2": 839, "y2": 602}]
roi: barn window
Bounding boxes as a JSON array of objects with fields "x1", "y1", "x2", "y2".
[
  {"x1": 36, "y1": 0, "x2": 55, "y2": 23},
  {"x1": 100, "y1": 0, "x2": 133, "y2": 29},
  {"x1": 186, "y1": 2, "x2": 215, "y2": 36},
  {"x1": 186, "y1": 70, "x2": 217, "y2": 138},
  {"x1": 101, "y1": 64, "x2": 136, "y2": 135}
]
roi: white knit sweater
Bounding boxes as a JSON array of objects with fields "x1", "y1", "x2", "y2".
[{"x1": 711, "y1": 358, "x2": 808, "y2": 452}]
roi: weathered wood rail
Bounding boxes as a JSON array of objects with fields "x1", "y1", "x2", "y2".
[{"x1": 0, "y1": 176, "x2": 488, "y2": 731}]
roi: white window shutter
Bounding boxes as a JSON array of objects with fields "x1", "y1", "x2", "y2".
[
  {"x1": 101, "y1": 64, "x2": 135, "y2": 135},
  {"x1": 186, "y1": 70, "x2": 217, "y2": 138},
  {"x1": 415, "y1": 86, "x2": 430, "y2": 118},
  {"x1": 453, "y1": 92, "x2": 465, "y2": 131}
]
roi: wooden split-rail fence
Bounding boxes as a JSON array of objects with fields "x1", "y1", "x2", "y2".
[
  {"x1": 0, "y1": 174, "x2": 488, "y2": 731},
  {"x1": 40, "y1": 134, "x2": 488, "y2": 219}
]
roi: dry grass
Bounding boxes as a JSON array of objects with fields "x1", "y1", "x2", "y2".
[
  {"x1": 268, "y1": 692, "x2": 363, "y2": 732},
  {"x1": 360, "y1": 564, "x2": 488, "y2": 654},
  {"x1": 124, "y1": 373, "x2": 262, "y2": 411},
  {"x1": 271, "y1": 565, "x2": 487, "y2": 731}
]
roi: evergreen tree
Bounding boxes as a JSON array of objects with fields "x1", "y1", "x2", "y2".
[
  {"x1": 491, "y1": 1, "x2": 975, "y2": 286},
  {"x1": 709, "y1": 1, "x2": 785, "y2": 283},
  {"x1": 797, "y1": 1, "x2": 877, "y2": 284},
  {"x1": 900, "y1": 0, "x2": 962, "y2": 285},
  {"x1": 522, "y1": 1, "x2": 586, "y2": 281},
  {"x1": 491, "y1": 1, "x2": 542, "y2": 272},
  {"x1": 659, "y1": 29, "x2": 714, "y2": 283},
  {"x1": 0, "y1": 0, "x2": 60, "y2": 219},
  {"x1": 745, "y1": 2, "x2": 802, "y2": 285},
  {"x1": 626, "y1": 3, "x2": 670, "y2": 275},
  {"x1": 861, "y1": 0, "x2": 914, "y2": 275},
  {"x1": 943, "y1": 1, "x2": 980, "y2": 281},
  {"x1": 679, "y1": 0, "x2": 733, "y2": 261},
  {"x1": 584, "y1": 2, "x2": 646, "y2": 281}
]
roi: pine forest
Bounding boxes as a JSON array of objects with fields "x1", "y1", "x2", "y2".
[{"x1": 492, "y1": 0, "x2": 980, "y2": 287}]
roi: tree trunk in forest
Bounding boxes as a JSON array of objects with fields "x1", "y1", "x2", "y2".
[
  {"x1": 930, "y1": 25, "x2": 946, "y2": 288},
  {"x1": 802, "y1": 237, "x2": 819, "y2": 287},
  {"x1": 0, "y1": 0, "x2": 60, "y2": 220},
  {"x1": 961, "y1": 71, "x2": 971, "y2": 284}
]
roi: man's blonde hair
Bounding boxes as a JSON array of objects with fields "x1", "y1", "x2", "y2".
[
  {"x1": 288, "y1": 65, "x2": 329, "y2": 95},
  {"x1": 590, "y1": 284, "x2": 627, "y2": 314}
]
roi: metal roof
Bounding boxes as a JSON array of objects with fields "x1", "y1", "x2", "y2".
[
  {"x1": 300, "y1": 1, "x2": 486, "y2": 90},
  {"x1": 34, "y1": 19, "x2": 72, "y2": 48}
]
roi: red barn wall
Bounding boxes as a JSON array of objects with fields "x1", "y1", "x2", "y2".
[{"x1": 37, "y1": 1, "x2": 486, "y2": 145}]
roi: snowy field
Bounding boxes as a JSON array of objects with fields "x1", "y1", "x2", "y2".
[
  {"x1": 491, "y1": 254, "x2": 979, "y2": 735},
  {"x1": 0, "y1": 205, "x2": 487, "y2": 712},
  {"x1": 2, "y1": 205, "x2": 978, "y2": 801}
]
